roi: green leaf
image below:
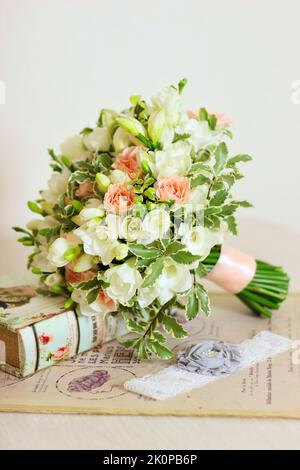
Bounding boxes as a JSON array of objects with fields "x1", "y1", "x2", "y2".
[
  {"x1": 196, "y1": 284, "x2": 211, "y2": 316},
  {"x1": 190, "y1": 162, "x2": 212, "y2": 173},
  {"x1": 213, "y1": 142, "x2": 228, "y2": 175},
  {"x1": 120, "y1": 337, "x2": 141, "y2": 349},
  {"x1": 195, "y1": 263, "x2": 210, "y2": 278},
  {"x1": 185, "y1": 292, "x2": 199, "y2": 320},
  {"x1": 164, "y1": 241, "x2": 186, "y2": 256},
  {"x1": 221, "y1": 204, "x2": 237, "y2": 216},
  {"x1": 171, "y1": 251, "x2": 200, "y2": 264},
  {"x1": 126, "y1": 319, "x2": 145, "y2": 334},
  {"x1": 27, "y1": 201, "x2": 43, "y2": 214},
  {"x1": 199, "y1": 107, "x2": 208, "y2": 121},
  {"x1": 226, "y1": 154, "x2": 252, "y2": 167},
  {"x1": 226, "y1": 215, "x2": 238, "y2": 235},
  {"x1": 86, "y1": 287, "x2": 100, "y2": 304},
  {"x1": 178, "y1": 77, "x2": 188, "y2": 94},
  {"x1": 209, "y1": 189, "x2": 228, "y2": 206},
  {"x1": 205, "y1": 207, "x2": 222, "y2": 216},
  {"x1": 152, "y1": 331, "x2": 166, "y2": 343},
  {"x1": 172, "y1": 132, "x2": 191, "y2": 143},
  {"x1": 142, "y1": 258, "x2": 164, "y2": 288},
  {"x1": 190, "y1": 174, "x2": 211, "y2": 188},
  {"x1": 146, "y1": 340, "x2": 173, "y2": 360},
  {"x1": 222, "y1": 174, "x2": 235, "y2": 188},
  {"x1": 80, "y1": 127, "x2": 93, "y2": 135},
  {"x1": 234, "y1": 200, "x2": 253, "y2": 208},
  {"x1": 161, "y1": 314, "x2": 188, "y2": 338},
  {"x1": 76, "y1": 278, "x2": 100, "y2": 290},
  {"x1": 137, "y1": 341, "x2": 148, "y2": 359},
  {"x1": 128, "y1": 244, "x2": 162, "y2": 259},
  {"x1": 69, "y1": 171, "x2": 90, "y2": 184},
  {"x1": 208, "y1": 114, "x2": 217, "y2": 131}
]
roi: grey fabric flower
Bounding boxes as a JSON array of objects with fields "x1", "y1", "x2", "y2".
[{"x1": 177, "y1": 340, "x2": 242, "y2": 376}]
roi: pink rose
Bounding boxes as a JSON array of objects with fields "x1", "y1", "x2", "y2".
[
  {"x1": 114, "y1": 146, "x2": 140, "y2": 179},
  {"x1": 187, "y1": 110, "x2": 231, "y2": 129},
  {"x1": 75, "y1": 180, "x2": 94, "y2": 199},
  {"x1": 98, "y1": 289, "x2": 117, "y2": 312},
  {"x1": 39, "y1": 333, "x2": 53, "y2": 345},
  {"x1": 156, "y1": 176, "x2": 189, "y2": 202},
  {"x1": 53, "y1": 346, "x2": 69, "y2": 361},
  {"x1": 65, "y1": 257, "x2": 96, "y2": 284},
  {"x1": 104, "y1": 183, "x2": 135, "y2": 214},
  {"x1": 212, "y1": 112, "x2": 231, "y2": 129}
]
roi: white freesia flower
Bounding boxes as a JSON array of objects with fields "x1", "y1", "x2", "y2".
[
  {"x1": 41, "y1": 169, "x2": 70, "y2": 205},
  {"x1": 84, "y1": 198, "x2": 102, "y2": 209},
  {"x1": 74, "y1": 207, "x2": 104, "y2": 226},
  {"x1": 148, "y1": 110, "x2": 165, "y2": 142},
  {"x1": 47, "y1": 237, "x2": 73, "y2": 267},
  {"x1": 104, "y1": 262, "x2": 143, "y2": 304},
  {"x1": 83, "y1": 127, "x2": 112, "y2": 152},
  {"x1": 74, "y1": 223, "x2": 118, "y2": 265},
  {"x1": 72, "y1": 253, "x2": 96, "y2": 272},
  {"x1": 71, "y1": 289, "x2": 117, "y2": 317},
  {"x1": 158, "y1": 126, "x2": 174, "y2": 149},
  {"x1": 137, "y1": 285, "x2": 159, "y2": 308},
  {"x1": 31, "y1": 250, "x2": 56, "y2": 273},
  {"x1": 138, "y1": 208, "x2": 170, "y2": 245},
  {"x1": 179, "y1": 224, "x2": 224, "y2": 259},
  {"x1": 120, "y1": 216, "x2": 143, "y2": 242},
  {"x1": 60, "y1": 135, "x2": 89, "y2": 162},
  {"x1": 44, "y1": 272, "x2": 64, "y2": 287},
  {"x1": 27, "y1": 216, "x2": 59, "y2": 232},
  {"x1": 153, "y1": 141, "x2": 191, "y2": 178},
  {"x1": 151, "y1": 86, "x2": 182, "y2": 128}
]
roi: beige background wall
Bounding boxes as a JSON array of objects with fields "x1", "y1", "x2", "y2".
[{"x1": 0, "y1": 0, "x2": 299, "y2": 288}]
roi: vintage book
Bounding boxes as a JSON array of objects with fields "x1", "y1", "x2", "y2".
[{"x1": 0, "y1": 285, "x2": 127, "y2": 377}]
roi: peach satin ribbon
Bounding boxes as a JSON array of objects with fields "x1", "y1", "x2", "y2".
[{"x1": 206, "y1": 244, "x2": 257, "y2": 294}]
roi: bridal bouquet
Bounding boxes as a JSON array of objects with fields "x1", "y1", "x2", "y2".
[{"x1": 14, "y1": 79, "x2": 289, "y2": 359}]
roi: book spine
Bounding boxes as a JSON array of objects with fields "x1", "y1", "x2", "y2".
[{"x1": 18, "y1": 311, "x2": 127, "y2": 377}]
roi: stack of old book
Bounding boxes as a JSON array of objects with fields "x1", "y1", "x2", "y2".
[{"x1": 0, "y1": 284, "x2": 127, "y2": 377}]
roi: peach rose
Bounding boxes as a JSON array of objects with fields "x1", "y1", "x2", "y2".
[
  {"x1": 65, "y1": 257, "x2": 96, "y2": 284},
  {"x1": 104, "y1": 183, "x2": 135, "y2": 214},
  {"x1": 98, "y1": 289, "x2": 117, "y2": 312},
  {"x1": 114, "y1": 146, "x2": 140, "y2": 179},
  {"x1": 156, "y1": 176, "x2": 189, "y2": 202},
  {"x1": 213, "y1": 112, "x2": 231, "y2": 129},
  {"x1": 75, "y1": 180, "x2": 94, "y2": 199},
  {"x1": 188, "y1": 109, "x2": 231, "y2": 129}
]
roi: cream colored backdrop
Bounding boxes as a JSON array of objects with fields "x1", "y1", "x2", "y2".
[{"x1": 0, "y1": 0, "x2": 299, "y2": 288}]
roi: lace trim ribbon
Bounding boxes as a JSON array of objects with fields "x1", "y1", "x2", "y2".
[{"x1": 124, "y1": 331, "x2": 293, "y2": 400}]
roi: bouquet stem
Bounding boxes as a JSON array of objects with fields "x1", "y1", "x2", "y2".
[{"x1": 203, "y1": 246, "x2": 290, "y2": 318}]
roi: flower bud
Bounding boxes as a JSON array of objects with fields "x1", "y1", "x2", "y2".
[
  {"x1": 116, "y1": 115, "x2": 145, "y2": 137},
  {"x1": 45, "y1": 272, "x2": 64, "y2": 287},
  {"x1": 110, "y1": 169, "x2": 130, "y2": 184},
  {"x1": 148, "y1": 110, "x2": 165, "y2": 142},
  {"x1": 114, "y1": 243, "x2": 129, "y2": 261},
  {"x1": 100, "y1": 108, "x2": 117, "y2": 133},
  {"x1": 113, "y1": 127, "x2": 132, "y2": 153},
  {"x1": 96, "y1": 173, "x2": 110, "y2": 193}
]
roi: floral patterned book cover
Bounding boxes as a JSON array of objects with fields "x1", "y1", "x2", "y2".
[{"x1": 0, "y1": 285, "x2": 127, "y2": 378}]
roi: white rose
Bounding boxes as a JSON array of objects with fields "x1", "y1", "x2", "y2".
[
  {"x1": 60, "y1": 135, "x2": 89, "y2": 162},
  {"x1": 109, "y1": 169, "x2": 130, "y2": 184},
  {"x1": 104, "y1": 262, "x2": 143, "y2": 304},
  {"x1": 83, "y1": 127, "x2": 112, "y2": 152},
  {"x1": 113, "y1": 127, "x2": 133, "y2": 153},
  {"x1": 180, "y1": 225, "x2": 224, "y2": 259},
  {"x1": 41, "y1": 169, "x2": 70, "y2": 205},
  {"x1": 120, "y1": 216, "x2": 143, "y2": 242},
  {"x1": 182, "y1": 118, "x2": 215, "y2": 152},
  {"x1": 74, "y1": 223, "x2": 118, "y2": 265},
  {"x1": 47, "y1": 237, "x2": 72, "y2": 267},
  {"x1": 153, "y1": 141, "x2": 191, "y2": 178},
  {"x1": 31, "y1": 250, "x2": 56, "y2": 273},
  {"x1": 151, "y1": 86, "x2": 182, "y2": 128},
  {"x1": 138, "y1": 208, "x2": 170, "y2": 245},
  {"x1": 44, "y1": 272, "x2": 64, "y2": 287},
  {"x1": 156, "y1": 258, "x2": 193, "y2": 304}
]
